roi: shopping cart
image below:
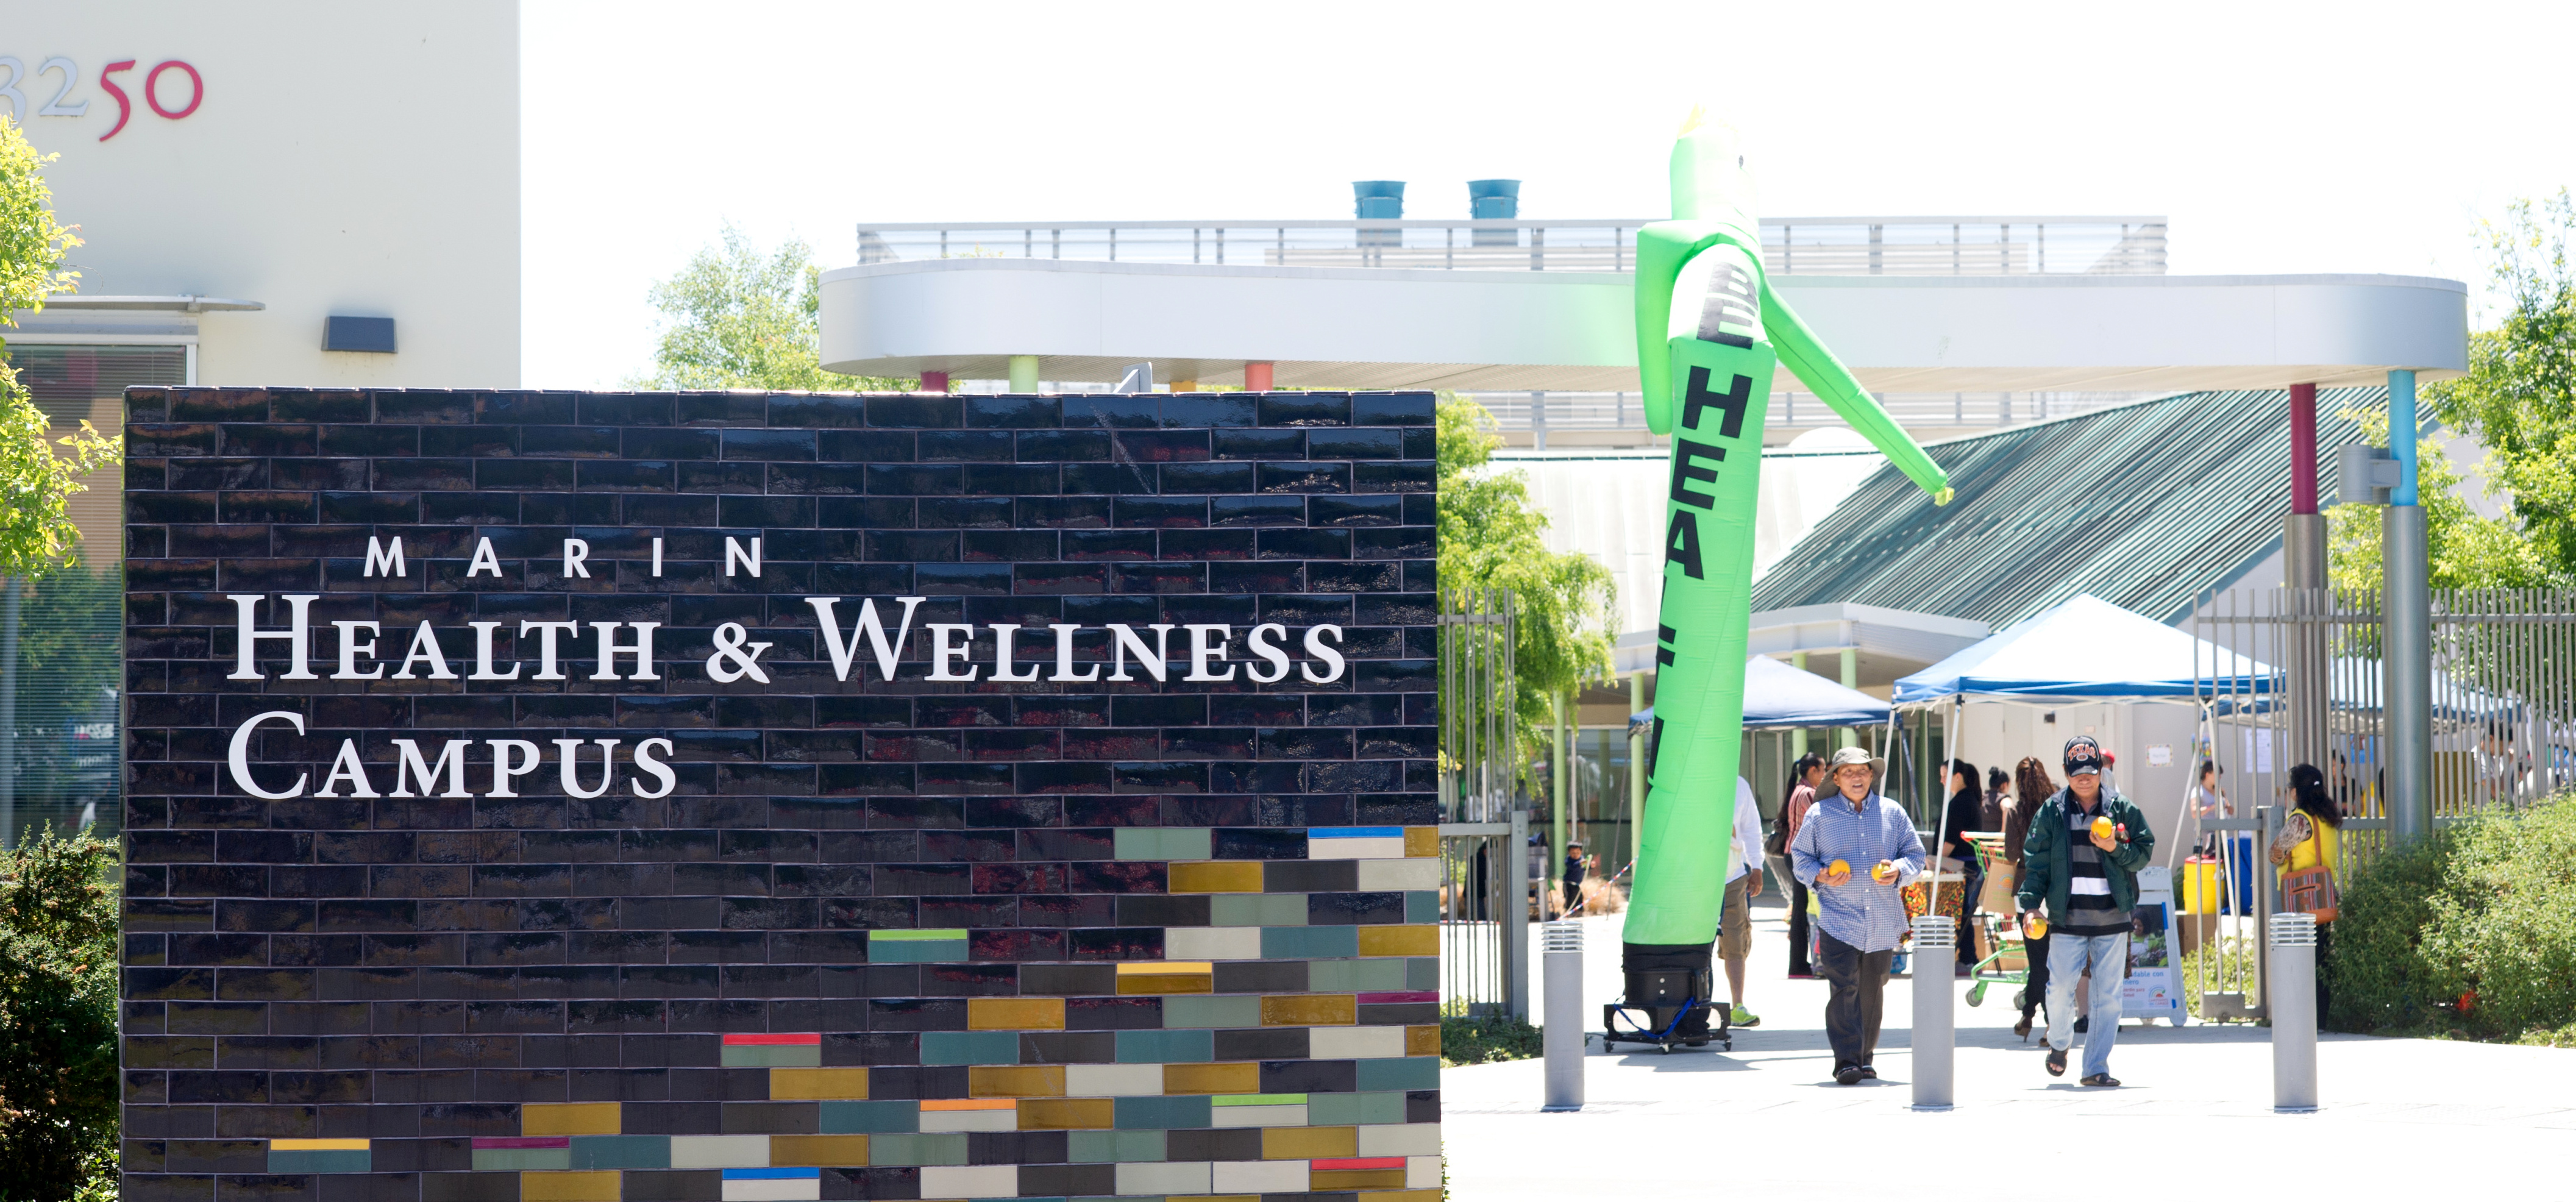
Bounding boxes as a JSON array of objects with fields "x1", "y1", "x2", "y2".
[{"x1": 1957, "y1": 832, "x2": 2035, "y2": 1019}]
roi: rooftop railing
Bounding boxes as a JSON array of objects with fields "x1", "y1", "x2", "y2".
[{"x1": 855, "y1": 216, "x2": 2166, "y2": 276}]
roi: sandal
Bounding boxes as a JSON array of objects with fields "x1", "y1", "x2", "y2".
[
  {"x1": 2012, "y1": 1015, "x2": 2032, "y2": 1040},
  {"x1": 2045, "y1": 1048, "x2": 2068, "y2": 1076},
  {"x1": 2080, "y1": 1073, "x2": 2121, "y2": 1087}
]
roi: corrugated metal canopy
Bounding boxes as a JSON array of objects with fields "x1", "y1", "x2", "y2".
[{"x1": 1751, "y1": 387, "x2": 2377, "y2": 628}]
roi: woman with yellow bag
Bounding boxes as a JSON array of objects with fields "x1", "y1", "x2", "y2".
[{"x1": 2271, "y1": 763, "x2": 2345, "y2": 1021}]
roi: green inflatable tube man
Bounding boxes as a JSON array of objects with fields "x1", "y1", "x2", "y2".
[{"x1": 1619, "y1": 111, "x2": 1954, "y2": 1014}]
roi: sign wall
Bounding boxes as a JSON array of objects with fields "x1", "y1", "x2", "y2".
[{"x1": 119, "y1": 386, "x2": 1443, "y2": 1202}]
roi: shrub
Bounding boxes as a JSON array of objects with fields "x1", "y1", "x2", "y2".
[
  {"x1": 0, "y1": 827, "x2": 120, "y2": 1200},
  {"x1": 1438, "y1": 1011, "x2": 1543, "y2": 1067},
  {"x1": 2329, "y1": 792, "x2": 2576, "y2": 1039}
]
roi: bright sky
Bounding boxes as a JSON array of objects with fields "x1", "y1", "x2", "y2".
[{"x1": 522, "y1": 0, "x2": 2576, "y2": 388}]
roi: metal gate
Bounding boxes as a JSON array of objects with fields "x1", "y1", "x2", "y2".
[
  {"x1": 2190, "y1": 586, "x2": 2576, "y2": 1019},
  {"x1": 1436, "y1": 587, "x2": 1526, "y2": 1018}
]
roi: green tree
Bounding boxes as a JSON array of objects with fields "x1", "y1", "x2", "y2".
[
  {"x1": 0, "y1": 117, "x2": 118, "y2": 581},
  {"x1": 634, "y1": 226, "x2": 911, "y2": 391},
  {"x1": 2325, "y1": 399, "x2": 2549, "y2": 591},
  {"x1": 1434, "y1": 394, "x2": 1618, "y2": 754},
  {"x1": 2422, "y1": 190, "x2": 2576, "y2": 581},
  {"x1": 0, "y1": 828, "x2": 121, "y2": 1200}
]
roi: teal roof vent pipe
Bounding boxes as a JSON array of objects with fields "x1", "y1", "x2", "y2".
[
  {"x1": 1469, "y1": 179, "x2": 1520, "y2": 246},
  {"x1": 1354, "y1": 180, "x2": 1404, "y2": 250}
]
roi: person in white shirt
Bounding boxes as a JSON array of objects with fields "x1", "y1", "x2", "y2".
[{"x1": 1720, "y1": 776, "x2": 1767, "y2": 1028}]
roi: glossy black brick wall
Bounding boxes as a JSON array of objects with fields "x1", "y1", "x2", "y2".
[{"x1": 119, "y1": 387, "x2": 1439, "y2": 1201}]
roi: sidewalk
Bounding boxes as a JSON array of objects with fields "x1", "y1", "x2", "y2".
[{"x1": 1443, "y1": 892, "x2": 2576, "y2": 1199}]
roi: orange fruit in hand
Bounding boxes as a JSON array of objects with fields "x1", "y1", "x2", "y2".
[
  {"x1": 1871, "y1": 862, "x2": 1895, "y2": 882},
  {"x1": 2091, "y1": 816, "x2": 2116, "y2": 841},
  {"x1": 1827, "y1": 859, "x2": 1849, "y2": 878},
  {"x1": 2027, "y1": 916, "x2": 2048, "y2": 939}
]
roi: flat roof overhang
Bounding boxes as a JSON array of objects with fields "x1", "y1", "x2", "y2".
[{"x1": 817, "y1": 258, "x2": 2467, "y2": 392}]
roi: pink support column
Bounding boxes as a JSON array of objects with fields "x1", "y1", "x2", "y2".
[
  {"x1": 2290, "y1": 382, "x2": 2319, "y2": 514},
  {"x1": 1244, "y1": 362, "x2": 1275, "y2": 392},
  {"x1": 919, "y1": 371, "x2": 950, "y2": 393}
]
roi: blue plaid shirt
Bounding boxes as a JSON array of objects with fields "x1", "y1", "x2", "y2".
[{"x1": 1790, "y1": 789, "x2": 1927, "y2": 953}]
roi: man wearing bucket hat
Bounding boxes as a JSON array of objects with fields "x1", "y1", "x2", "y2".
[
  {"x1": 2015, "y1": 734, "x2": 2157, "y2": 1086},
  {"x1": 1789, "y1": 745, "x2": 1926, "y2": 1085}
]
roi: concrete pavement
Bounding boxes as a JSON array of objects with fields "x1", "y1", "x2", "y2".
[{"x1": 1442, "y1": 891, "x2": 2576, "y2": 1199}]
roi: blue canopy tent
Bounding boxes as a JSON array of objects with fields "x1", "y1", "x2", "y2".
[
  {"x1": 1894, "y1": 593, "x2": 2275, "y2": 703},
  {"x1": 1629, "y1": 652, "x2": 1891, "y2": 733}
]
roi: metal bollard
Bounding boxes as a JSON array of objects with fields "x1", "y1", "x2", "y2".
[
  {"x1": 1910, "y1": 914, "x2": 1955, "y2": 1110},
  {"x1": 1540, "y1": 920, "x2": 1585, "y2": 1112},
  {"x1": 2269, "y1": 911, "x2": 2319, "y2": 1112}
]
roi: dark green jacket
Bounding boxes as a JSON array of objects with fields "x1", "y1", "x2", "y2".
[{"x1": 2014, "y1": 786, "x2": 2157, "y2": 922}]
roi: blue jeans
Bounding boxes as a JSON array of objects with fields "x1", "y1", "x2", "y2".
[{"x1": 2044, "y1": 930, "x2": 2128, "y2": 1078}]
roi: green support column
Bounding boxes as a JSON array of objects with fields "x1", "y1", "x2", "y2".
[
  {"x1": 1008, "y1": 355, "x2": 1040, "y2": 393},
  {"x1": 1627, "y1": 672, "x2": 1646, "y2": 877},
  {"x1": 1551, "y1": 692, "x2": 1570, "y2": 909}
]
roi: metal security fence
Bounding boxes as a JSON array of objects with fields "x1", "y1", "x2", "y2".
[
  {"x1": 1436, "y1": 587, "x2": 1526, "y2": 1018},
  {"x1": 2188, "y1": 586, "x2": 2576, "y2": 1019}
]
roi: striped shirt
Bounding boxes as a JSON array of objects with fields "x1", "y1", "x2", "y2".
[
  {"x1": 1789, "y1": 789, "x2": 1926, "y2": 953},
  {"x1": 2061, "y1": 801, "x2": 2126, "y2": 936}
]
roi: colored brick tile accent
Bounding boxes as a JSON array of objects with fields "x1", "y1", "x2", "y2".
[
  {"x1": 1262, "y1": 994, "x2": 1357, "y2": 1026},
  {"x1": 1358, "y1": 1122, "x2": 1443, "y2": 1156},
  {"x1": 870, "y1": 1132, "x2": 972, "y2": 1163},
  {"x1": 1214, "y1": 1158, "x2": 1308, "y2": 1193},
  {"x1": 1309, "y1": 958, "x2": 1409, "y2": 992},
  {"x1": 966, "y1": 996, "x2": 1066, "y2": 1030},
  {"x1": 868, "y1": 929, "x2": 970, "y2": 963},
  {"x1": 1406, "y1": 1025, "x2": 1442, "y2": 1056},
  {"x1": 1119, "y1": 1161, "x2": 1215, "y2": 1195},
  {"x1": 1209, "y1": 892, "x2": 1309, "y2": 926},
  {"x1": 1114, "y1": 1094, "x2": 1213, "y2": 1131},
  {"x1": 1168, "y1": 861, "x2": 1265, "y2": 894},
  {"x1": 1403, "y1": 828, "x2": 1440, "y2": 857},
  {"x1": 1361, "y1": 1190, "x2": 1447, "y2": 1202},
  {"x1": 1063, "y1": 1062, "x2": 1164, "y2": 1096},
  {"x1": 1308, "y1": 827, "x2": 1407, "y2": 859},
  {"x1": 767, "y1": 1134, "x2": 870, "y2": 1167},
  {"x1": 1068, "y1": 1128, "x2": 1167, "y2": 1162},
  {"x1": 1310, "y1": 1026, "x2": 1407, "y2": 1059},
  {"x1": 920, "y1": 1030, "x2": 1021, "y2": 1065},
  {"x1": 671, "y1": 1134, "x2": 774, "y2": 1168},
  {"x1": 967, "y1": 1064, "x2": 1066, "y2": 1097},
  {"x1": 1306, "y1": 1091, "x2": 1407, "y2": 1126},
  {"x1": 1357, "y1": 924, "x2": 1440, "y2": 957},
  {"x1": 1117, "y1": 1028, "x2": 1215, "y2": 1063},
  {"x1": 1316, "y1": 1167, "x2": 1414, "y2": 1189},
  {"x1": 1354, "y1": 1056, "x2": 1441, "y2": 1092},
  {"x1": 570, "y1": 1134, "x2": 672, "y2": 1170},
  {"x1": 722, "y1": 1167, "x2": 822, "y2": 1202},
  {"x1": 1357, "y1": 858, "x2": 1444, "y2": 891},
  {"x1": 1164, "y1": 925, "x2": 1264, "y2": 959},
  {"x1": 523, "y1": 1103, "x2": 622, "y2": 1137},
  {"x1": 724, "y1": 1034, "x2": 824, "y2": 1068},
  {"x1": 919, "y1": 1164, "x2": 1019, "y2": 1200},
  {"x1": 1162, "y1": 995, "x2": 1262, "y2": 1028},
  {"x1": 475, "y1": 1137, "x2": 572, "y2": 1172},
  {"x1": 1162, "y1": 1061, "x2": 1262, "y2": 1095},
  {"x1": 1264, "y1": 1126, "x2": 1357, "y2": 1159},
  {"x1": 768, "y1": 1067, "x2": 871, "y2": 1100},
  {"x1": 1114, "y1": 827, "x2": 1214, "y2": 861},
  {"x1": 1115, "y1": 961, "x2": 1215, "y2": 995},
  {"x1": 520, "y1": 1170, "x2": 623, "y2": 1202},
  {"x1": 918, "y1": 1101, "x2": 1017, "y2": 1134},
  {"x1": 267, "y1": 1139, "x2": 369, "y2": 1174},
  {"x1": 1016, "y1": 1097, "x2": 1116, "y2": 1130},
  {"x1": 818, "y1": 1100, "x2": 919, "y2": 1135},
  {"x1": 1262, "y1": 925, "x2": 1359, "y2": 959}
]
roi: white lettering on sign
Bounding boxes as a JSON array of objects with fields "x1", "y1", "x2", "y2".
[
  {"x1": 0, "y1": 55, "x2": 201, "y2": 140},
  {"x1": 215, "y1": 593, "x2": 1357, "y2": 792}
]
